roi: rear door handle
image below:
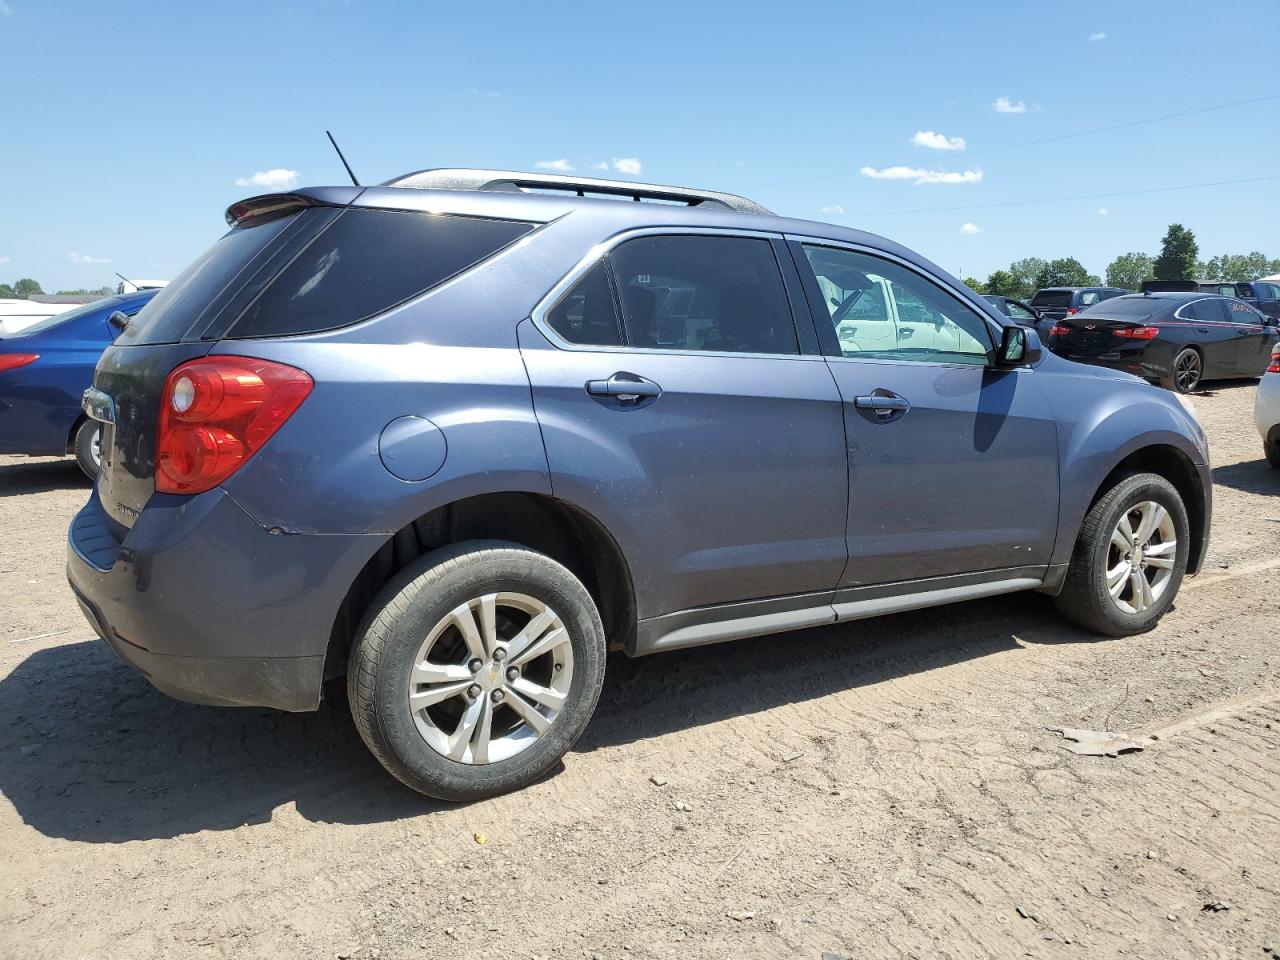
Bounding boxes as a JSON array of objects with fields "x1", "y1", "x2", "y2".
[
  {"x1": 585, "y1": 372, "x2": 662, "y2": 403},
  {"x1": 853, "y1": 390, "x2": 910, "y2": 418}
]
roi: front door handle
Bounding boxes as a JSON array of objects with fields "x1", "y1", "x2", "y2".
[
  {"x1": 585, "y1": 372, "x2": 662, "y2": 404},
  {"x1": 854, "y1": 389, "x2": 911, "y2": 419}
]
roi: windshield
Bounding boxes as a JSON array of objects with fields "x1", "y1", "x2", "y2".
[{"x1": 8, "y1": 296, "x2": 122, "y2": 336}]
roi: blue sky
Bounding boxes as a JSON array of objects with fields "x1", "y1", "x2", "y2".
[{"x1": 2, "y1": 0, "x2": 1277, "y2": 291}]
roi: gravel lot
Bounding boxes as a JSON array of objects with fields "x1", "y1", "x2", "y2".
[{"x1": 2, "y1": 380, "x2": 1277, "y2": 960}]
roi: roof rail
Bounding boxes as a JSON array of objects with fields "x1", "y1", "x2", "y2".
[{"x1": 381, "y1": 168, "x2": 773, "y2": 215}]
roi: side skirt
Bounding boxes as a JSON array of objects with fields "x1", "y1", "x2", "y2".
[{"x1": 630, "y1": 568, "x2": 1045, "y2": 656}]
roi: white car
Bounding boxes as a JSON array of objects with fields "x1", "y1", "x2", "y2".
[
  {"x1": 0, "y1": 299, "x2": 76, "y2": 336},
  {"x1": 114, "y1": 279, "x2": 169, "y2": 294},
  {"x1": 1257, "y1": 344, "x2": 1280, "y2": 468}
]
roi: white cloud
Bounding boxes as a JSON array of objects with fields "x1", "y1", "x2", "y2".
[
  {"x1": 234, "y1": 168, "x2": 300, "y2": 190},
  {"x1": 960, "y1": 223, "x2": 982, "y2": 235},
  {"x1": 592, "y1": 161, "x2": 610, "y2": 171},
  {"x1": 820, "y1": 204, "x2": 845, "y2": 215},
  {"x1": 859, "y1": 165, "x2": 984, "y2": 185},
  {"x1": 612, "y1": 157, "x2": 642, "y2": 176},
  {"x1": 1098, "y1": 207, "x2": 1109, "y2": 216},
  {"x1": 1089, "y1": 32, "x2": 1107, "y2": 42},
  {"x1": 69, "y1": 252, "x2": 111, "y2": 264},
  {"x1": 912, "y1": 130, "x2": 966, "y2": 151},
  {"x1": 0, "y1": 255, "x2": 10, "y2": 265},
  {"x1": 535, "y1": 159, "x2": 574, "y2": 172},
  {"x1": 992, "y1": 96, "x2": 1027, "y2": 114},
  {"x1": 469, "y1": 88, "x2": 501, "y2": 99}
]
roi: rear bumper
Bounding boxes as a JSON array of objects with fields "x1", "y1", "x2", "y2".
[
  {"x1": 1050, "y1": 349, "x2": 1168, "y2": 381},
  {"x1": 66, "y1": 487, "x2": 381, "y2": 712}
]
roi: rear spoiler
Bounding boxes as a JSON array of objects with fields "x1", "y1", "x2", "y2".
[{"x1": 224, "y1": 187, "x2": 363, "y2": 226}]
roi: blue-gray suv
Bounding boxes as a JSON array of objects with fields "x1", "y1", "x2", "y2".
[{"x1": 67, "y1": 169, "x2": 1212, "y2": 799}]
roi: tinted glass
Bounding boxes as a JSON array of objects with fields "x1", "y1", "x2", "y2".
[
  {"x1": 546, "y1": 261, "x2": 623, "y2": 346},
  {"x1": 608, "y1": 236, "x2": 797, "y2": 354},
  {"x1": 1031, "y1": 290, "x2": 1073, "y2": 307},
  {"x1": 125, "y1": 211, "x2": 300, "y2": 345},
  {"x1": 228, "y1": 209, "x2": 534, "y2": 339},
  {"x1": 802, "y1": 245, "x2": 991, "y2": 363},
  {"x1": 1079, "y1": 297, "x2": 1159, "y2": 318},
  {"x1": 1184, "y1": 298, "x2": 1230, "y2": 323},
  {"x1": 1078, "y1": 291, "x2": 1101, "y2": 306},
  {"x1": 1006, "y1": 301, "x2": 1036, "y2": 320},
  {"x1": 1266, "y1": 284, "x2": 1280, "y2": 300},
  {"x1": 1226, "y1": 299, "x2": 1266, "y2": 322}
]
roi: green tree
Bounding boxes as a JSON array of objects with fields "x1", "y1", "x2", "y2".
[
  {"x1": 1152, "y1": 224, "x2": 1199, "y2": 281},
  {"x1": 1006, "y1": 257, "x2": 1046, "y2": 300},
  {"x1": 1106, "y1": 252, "x2": 1154, "y2": 290},
  {"x1": 55, "y1": 286, "x2": 114, "y2": 296},
  {"x1": 1200, "y1": 251, "x2": 1271, "y2": 281},
  {"x1": 11, "y1": 278, "x2": 44, "y2": 299},
  {"x1": 0, "y1": 283, "x2": 14, "y2": 299},
  {"x1": 960, "y1": 276, "x2": 986, "y2": 293},
  {"x1": 984, "y1": 269, "x2": 1018, "y2": 298},
  {"x1": 1034, "y1": 257, "x2": 1093, "y2": 289}
]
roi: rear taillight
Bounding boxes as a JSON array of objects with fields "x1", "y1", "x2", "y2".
[
  {"x1": 156, "y1": 356, "x2": 312, "y2": 495},
  {"x1": 0, "y1": 353, "x2": 39, "y2": 374},
  {"x1": 1268, "y1": 346, "x2": 1280, "y2": 374},
  {"x1": 1066, "y1": 307, "x2": 1078, "y2": 316},
  {"x1": 1112, "y1": 326, "x2": 1160, "y2": 340},
  {"x1": 1049, "y1": 324, "x2": 1071, "y2": 337}
]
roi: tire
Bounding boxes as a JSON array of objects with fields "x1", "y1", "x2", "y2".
[
  {"x1": 1160, "y1": 347, "x2": 1202, "y2": 394},
  {"x1": 72, "y1": 419, "x2": 101, "y2": 480},
  {"x1": 347, "y1": 540, "x2": 606, "y2": 801},
  {"x1": 1054, "y1": 472, "x2": 1190, "y2": 637},
  {"x1": 1266, "y1": 427, "x2": 1280, "y2": 470}
]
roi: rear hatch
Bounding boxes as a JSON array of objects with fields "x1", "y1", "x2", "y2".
[
  {"x1": 91, "y1": 196, "x2": 344, "y2": 532},
  {"x1": 89, "y1": 189, "x2": 537, "y2": 534},
  {"x1": 1029, "y1": 290, "x2": 1074, "y2": 321}
]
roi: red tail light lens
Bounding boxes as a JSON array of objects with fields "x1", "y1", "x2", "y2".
[
  {"x1": 156, "y1": 356, "x2": 312, "y2": 494},
  {"x1": 1049, "y1": 324, "x2": 1072, "y2": 337},
  {"x1": 1066, "y1": 307, "x2": 1078, "y2": 315},
  {"x1": 0, "y1": 353, "x2": 39, "y2": 374},
  {"x1": 1112, "y1": 326, "x2": 1160, "y2": 340},
  {"x1": 1268, "y1": 346, "x2": 1280, "y2": 374}
]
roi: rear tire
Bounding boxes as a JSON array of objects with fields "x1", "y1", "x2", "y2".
[
  {"x1": 72, "y1": 419, "x2": 101, "y2": 480},
  {"x1": 1160, "y1": 347, "x2": 1202, "y2": 394},
  {"x1": 347, "y1": 540, "x2": 606, "y2": 801},
  {"x1": 1054, "y1": 472, "x2": 1189, "y2": 637}
]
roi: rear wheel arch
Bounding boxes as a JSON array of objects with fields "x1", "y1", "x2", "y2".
[{"x1": 324, "y1": 492, "x2": 636, "y2": 682}]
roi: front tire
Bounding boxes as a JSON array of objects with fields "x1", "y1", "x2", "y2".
[
  {"x1": 73, "y1": 419, "x2": 101, "y2": 480},
  {"x1": 1161, "y1": 347, "x2": 1202, "y2": 394},
  {"x1": 347, "y1": 541, "x2": 606, "y2": 801},
  {"x1": 1054, "y1": 472, "x2": 1190, "y2": 637}
]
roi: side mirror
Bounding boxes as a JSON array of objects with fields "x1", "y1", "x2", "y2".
[
  {"x1": 998, "y1": 324, "x2": 1042, "y2": 366},
  {"x1": 107, "y1": 311, "x2": 131, "y2": 333}
]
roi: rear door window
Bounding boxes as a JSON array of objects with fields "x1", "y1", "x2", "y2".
[
  {"x1": 1183, "y1": 298, "x2": 1231, "y2": 323},
  {"x1": 1006, "y1": 301, "x2": 1036, "y2": 321},
  {"x1": 227, "y1": 209, "x2": 535, "y2": 339},
  {"x1": 608, "y1": 235, "x2": 799, "y2": 354}
]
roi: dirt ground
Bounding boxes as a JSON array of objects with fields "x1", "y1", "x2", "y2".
[{"x1": 2, "y1": 380, "x2": 1278, "y2": 960}]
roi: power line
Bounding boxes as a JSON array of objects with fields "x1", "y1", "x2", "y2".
[
  {"x1": 832, "y1": 173, "x2": 1280, "y2": 218},
  {"x1": 757, "y1": 92, "x2": 1280, "y2": 189}
]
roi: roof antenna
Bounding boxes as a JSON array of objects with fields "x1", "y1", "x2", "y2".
[
  {"x1": 114, "y1": 272, "x2": 136, "y2": 289},
  {"x1": 326, "y1": 130, "x2": 361, "y2": 186}
]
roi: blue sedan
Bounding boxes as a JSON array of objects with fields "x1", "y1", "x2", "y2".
[{"x1": 0, "y1": 289, "x2": 158, "y2": 478}]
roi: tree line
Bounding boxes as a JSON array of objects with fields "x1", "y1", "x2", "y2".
[
  {"x1": 964, "y1": 224, "x2": 1280, "y2": 300},
  {"x1": 0, "y1": 278, "x2": 114, "y2": 299}
]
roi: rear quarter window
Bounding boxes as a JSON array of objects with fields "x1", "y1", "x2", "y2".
[{"x1": 226, "y1": 209, "x2": 535, "y2": 339}]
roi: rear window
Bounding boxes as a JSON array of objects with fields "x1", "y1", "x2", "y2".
[
  {"x1": 124, "y1": 210, "x2": 302, "y2": 345},
  {"x1": 1078, "y1": 297, "x2": 1160, "y2": 318},
  {"x1": 1031, "y1": 290, "x2": 1072, "y2": 307},
  {"x1": 226, "y1": 209, "x2": 534, "y2": 339}
]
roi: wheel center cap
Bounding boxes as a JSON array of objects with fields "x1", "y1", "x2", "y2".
[{"x1": 478, "y1": 662, "x2": 502, "y2": 691}]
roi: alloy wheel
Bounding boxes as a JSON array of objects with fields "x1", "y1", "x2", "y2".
[
  {"x1": 407, "y1": 592, "x2": 573, "y2": 764},
  {"x1": 1174, "y1": 351, "x2": 1201, "y2": 392},
  {"x1": 1106, "y1": 500, "x2": 1177, "y2": 614}
]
